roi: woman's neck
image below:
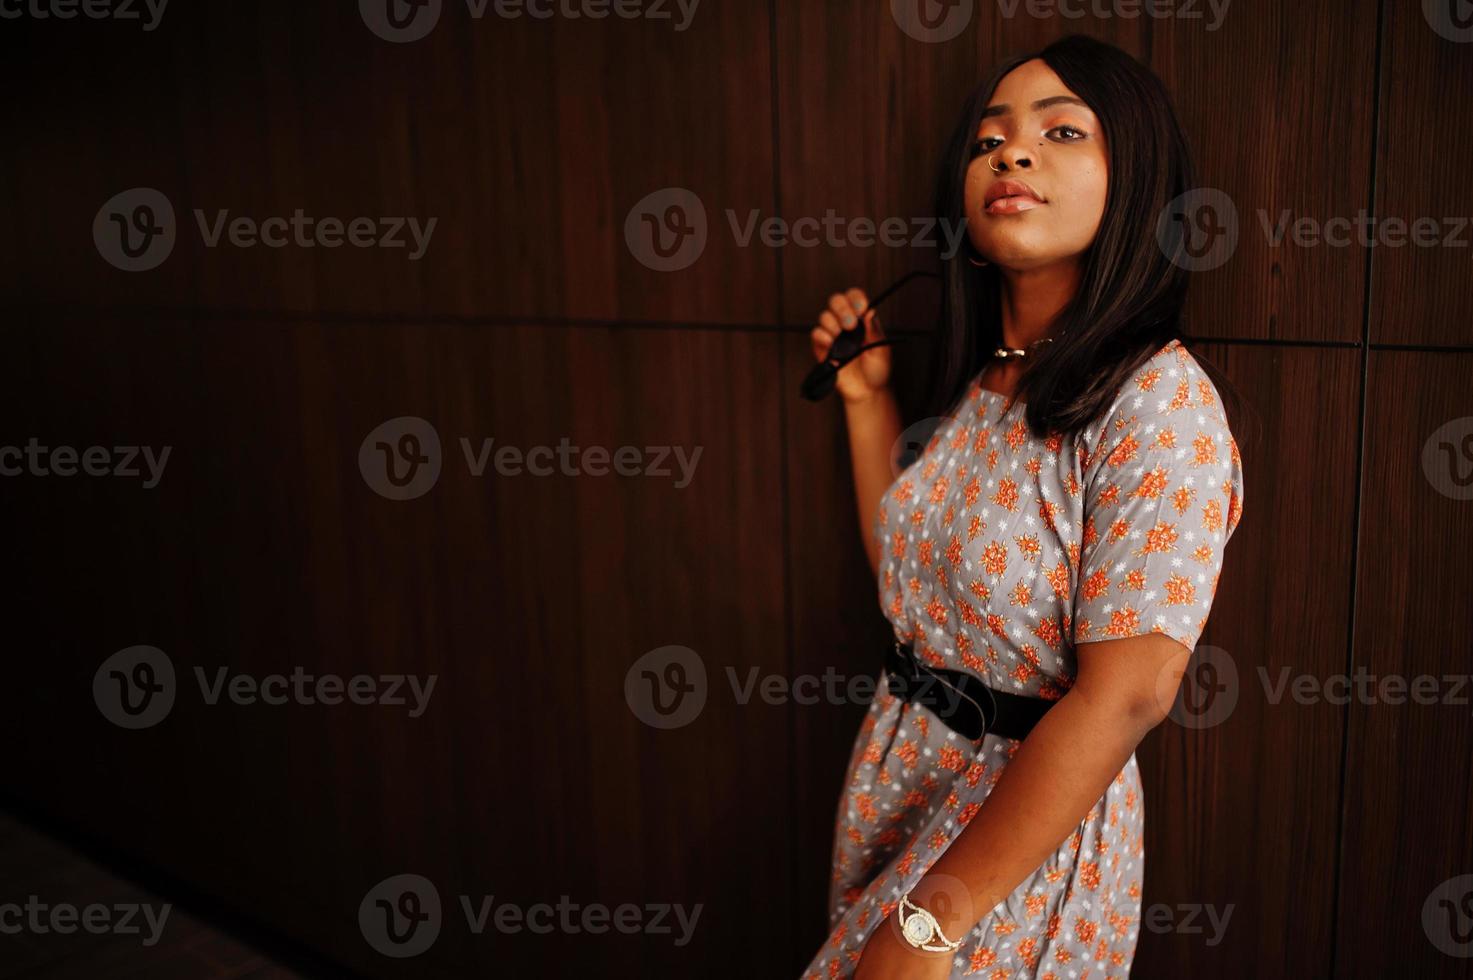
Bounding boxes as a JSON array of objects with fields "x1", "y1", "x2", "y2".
[{"x1": 997, "y1": 260, "x2": 1080, "y2": 350}]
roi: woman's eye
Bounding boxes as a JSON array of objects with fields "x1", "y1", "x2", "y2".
[
  {"x1": 1049, "y1": 125, "x2": 1086, "y2": 141},
  {"x1": 972, "y1": 137, "x2": 1002, "y2": 157}
]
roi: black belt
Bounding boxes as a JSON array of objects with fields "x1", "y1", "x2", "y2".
[{"x1": 883, "y1": 641, "x2": 1057, "y2": 741}]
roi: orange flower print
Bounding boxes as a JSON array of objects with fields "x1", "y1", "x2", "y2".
[
  {"x1": 993, "y1": 477, "x2": 1020, "y2": 512},
  {"x1": 938, "y1": 745, "x2": 968, "y2": 771},
  {"x1": 968, "y1": 946, "x2": 998, "y2": 972},
  {"x1": 1171, "y1": 482, "x2": 1196, "y2": 513},
  {"x1": 1044, "y1": 561, "x2": 1071, "y2": 599},
  {"x1": 1081, "y1": 569, "x2": 1111, "y2": 602},
  {"x1": 1104, "y1": 433, "x2": 1140, "y2": 468},
  {"x1": 1134, "y1": 519, "x2": 1179, "y2": 556},
  {"x1": 1190, "y1": 431, "x2": 1219, "y2": 466},
  {"x1": 1133, "y1": 465, "x2": 1169, "y2": 500},
  {"x1": 982, "y1": 541, "x2": 1009, "y2": 577},
  {"x1": 1163, "y1": 573, "x2": 1197, "y2": 605},
  {"x1": 1104, "y1": 606, "x2": 1143, "y2": 637}
]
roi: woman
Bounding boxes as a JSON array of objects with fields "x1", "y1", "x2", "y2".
[{"x1": 802, "y1": 35, "x2": 1246, "y2": 979}]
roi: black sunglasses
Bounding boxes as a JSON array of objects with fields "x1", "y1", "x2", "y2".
[{"x1": 799, "y1": 270, "x2": 941, "y2": 402}]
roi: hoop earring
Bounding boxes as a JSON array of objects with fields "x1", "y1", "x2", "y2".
[{"x1": 964, "y1": 241, "x2": 989, "y2": 268}]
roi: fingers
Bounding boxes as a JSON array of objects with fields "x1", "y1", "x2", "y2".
[
  {"x1": 813, "y1": 288, "x2": 874, "y2": 361},
  {"x1": 826, "y1": 290, "x2": 868, "y2": 331}
]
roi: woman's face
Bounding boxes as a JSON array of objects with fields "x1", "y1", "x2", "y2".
[{"x1": 963, "y1": 59, "x2": 1109, "y2": 271}]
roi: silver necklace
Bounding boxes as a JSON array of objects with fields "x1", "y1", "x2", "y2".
[{"x1": 992, "y1": 335, "x2": 1061, "y2": 360}]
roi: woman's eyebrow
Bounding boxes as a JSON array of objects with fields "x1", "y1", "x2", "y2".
[{"x1": 981, "y1": 95, "x2": 1091, "y2": 119}]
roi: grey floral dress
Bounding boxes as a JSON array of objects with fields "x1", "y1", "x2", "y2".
[{"x1": 801, "y1": 338, "x2": 1245, "y2": 979}]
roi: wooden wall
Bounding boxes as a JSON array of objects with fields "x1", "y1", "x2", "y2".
[{"x1": 2, "y1": 1, "x2": 1470, "y2": 976}]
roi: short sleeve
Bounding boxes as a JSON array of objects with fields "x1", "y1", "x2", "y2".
[{"x1": 1072, "y1": 361, "x2": 1245, "y2": 652}]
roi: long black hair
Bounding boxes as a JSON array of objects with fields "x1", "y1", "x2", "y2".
[{"x1": 926, "y1": 33, "x2": 1243, "y2": 438}]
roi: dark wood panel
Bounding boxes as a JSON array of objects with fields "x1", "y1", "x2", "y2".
[
  {"x1": 1150, "y1": 0, "x2": 1377, "y2": 343},
  {"x1": 5, "y1": 4, "x2": 779, "y2": 324},
  {"x1": 1337, "y1": 350, "x2": 1473, "y2": 978},
  {"x1": 0, "y1": 315, "x2": 791, "y2": 978},
  {"x1": 1370, "y1": 6, "x2": 1473, "y2": 346},
  {"x1": 773, "y1": 1, "x2": 982, "y2": 332},
  {"x1": 1131, "y1": 343, "x2": 1358, "y2": 978}
]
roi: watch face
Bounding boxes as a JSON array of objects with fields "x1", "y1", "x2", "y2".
[{"x1": 903, "y1": 914, "x2": 934, "y2": 945}]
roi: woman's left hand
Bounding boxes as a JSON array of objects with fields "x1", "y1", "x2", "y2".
[{"x1": 854, "y1": 914, "x2": 956, "y2": 980}]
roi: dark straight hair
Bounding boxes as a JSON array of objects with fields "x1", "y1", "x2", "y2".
[{"x1": 926, "y1": 33, "x2": 1243, "y2": 438}]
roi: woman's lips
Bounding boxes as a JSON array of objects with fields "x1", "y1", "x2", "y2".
[{"x1": 985, "y1": 196, "x2": 1044, "y2": 214}]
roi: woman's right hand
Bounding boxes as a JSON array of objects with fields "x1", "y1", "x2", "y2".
[{"x1": 811, "y1": 288, "x2": 891, "y2": 404}]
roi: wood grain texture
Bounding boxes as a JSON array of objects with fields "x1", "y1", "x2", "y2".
[
  {"x1": 1147, "y1": 0, "x2": 1378, "y2": 343},
  {"x1": 0, "y1": 315, "x2": 792, "y2": 978},
  {"x1": 1336, "y1": 350, "x2": 1473, "y2": 978},
  {"x1": 1369, "y1": 5, "x2": 1473, "y2": 347},
  {"x1": 3, "y1": 4, "x2": 779, "y2": 324},
  {"x1": 1131, "y1": 342, "x2": 1359, "y2": 977}
]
